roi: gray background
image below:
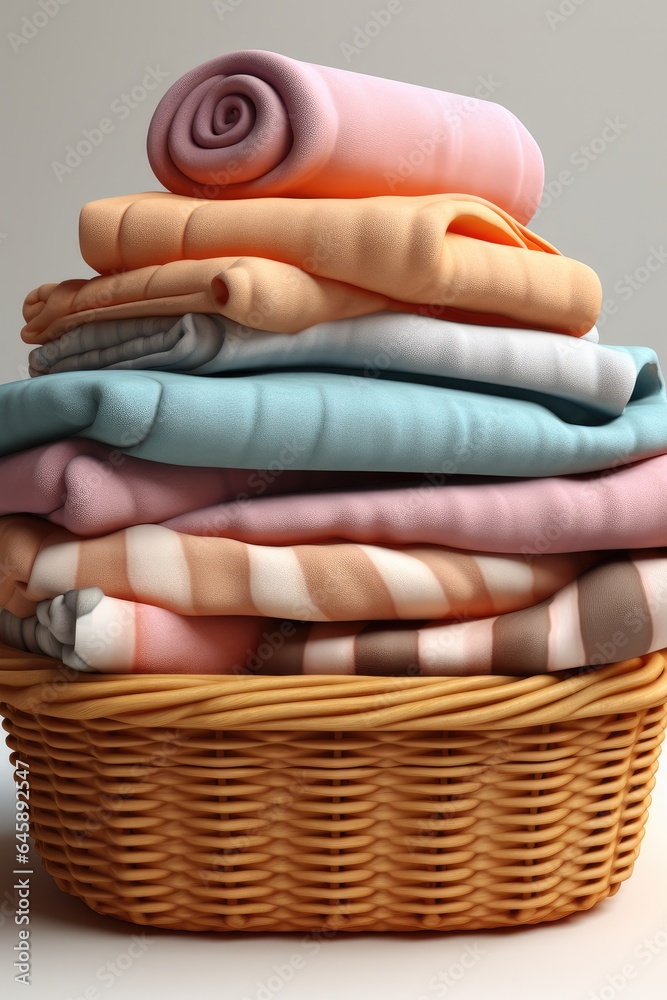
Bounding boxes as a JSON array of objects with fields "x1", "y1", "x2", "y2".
[{"x1": 1, "y1": 0, "x2": 667, "y2": 996}]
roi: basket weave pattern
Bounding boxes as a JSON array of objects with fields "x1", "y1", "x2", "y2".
[{"x1": 2, "y1": 651, "x2": 667, "y2": 932}]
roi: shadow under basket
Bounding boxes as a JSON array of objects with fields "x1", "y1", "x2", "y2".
[{"x1": 1, "y1": 648, "x2": 667, "y2": 933}]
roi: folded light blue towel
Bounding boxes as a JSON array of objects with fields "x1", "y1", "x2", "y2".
[{"x1": 0, "y1": 350, "x2": 663, "y2": 475}]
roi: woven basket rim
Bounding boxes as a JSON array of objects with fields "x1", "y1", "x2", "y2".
[{"x1": 1, "y1": 646, "x2": 666, "y2": 730}]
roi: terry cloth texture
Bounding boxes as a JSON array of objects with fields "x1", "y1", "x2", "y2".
[
  {"x1": 0, "y1": 363, "x2": 664, "y2": 476},
  {"x1": 146, "y1": 49, "x2": 544, "y2": 222},
  {"x1": 70, "y1": 192, "x2": 601, "y2": 336}
]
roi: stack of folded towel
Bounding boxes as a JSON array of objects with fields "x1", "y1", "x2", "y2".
[{"x1": 2, "y1": 49, "x2": 667, "y2": 678}]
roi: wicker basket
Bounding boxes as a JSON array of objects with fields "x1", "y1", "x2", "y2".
[{"x1": 1, "y1": 645, "x2": 667, "y2": 933}]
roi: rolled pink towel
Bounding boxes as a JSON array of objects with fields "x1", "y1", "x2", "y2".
[{"x1": 147, "y1": 49, "x2": 544, "y2": 222}]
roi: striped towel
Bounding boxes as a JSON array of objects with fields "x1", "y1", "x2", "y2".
[
  {"x1": 0, "y1": 515, "x2": 594, "y2": 620},
  {"x1": 3, "y1": 549, "x2": 665, "y2": 675}
]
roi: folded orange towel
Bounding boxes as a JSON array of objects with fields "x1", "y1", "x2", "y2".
[
  {"x1": 73, "y1": 191, "x2": 600, "y2": 337},
  {"x1": 23, "y1": 259, "x2": 595, "y2": 345},
  {"x1": 21, "y1": 258, "x2": 397, "y2": 344}
]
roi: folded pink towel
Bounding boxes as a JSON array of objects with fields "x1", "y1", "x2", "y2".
[
  {"x1": 166, "y1": 455, "x2": 667, "y2": 555},
  {"x1": 0, "y1": 440, "x2": 407, "y2": 537},
  {"x1": 5, "y1": 442, "x2": 667, "y2": 555},
  {"x1": 147, "y1": 49, "x2": 543, "y2": 222}
]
